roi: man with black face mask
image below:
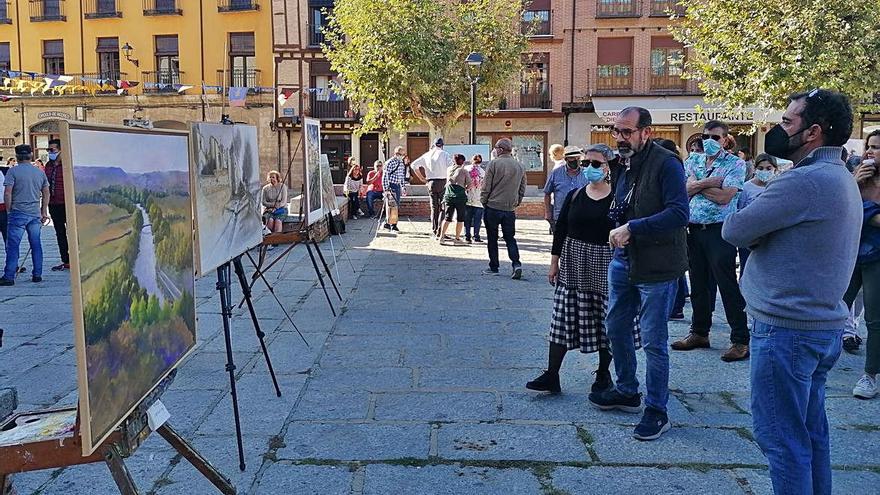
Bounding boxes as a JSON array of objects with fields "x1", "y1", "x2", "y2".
[
  {"x1": 543, "y1": 145, "x2": 588, "y2": 235},
  {"x1": 587, "y1": 107, "x2": 689, "y2": 441},
  {"x1": 722, "y1": 89, "x2": 861, "y2": 495}
]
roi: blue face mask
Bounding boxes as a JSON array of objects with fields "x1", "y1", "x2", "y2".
[
  {"x1": 702, "y1": 138, "x2": 722, "y2": 156},
  {"x1": 755, "y1": 169, "x2": 775, "y2": 183},
  {"x1": 583, "y1": 166, "x2": 606, "y2": 184},
  {"x1": 47, "y1": 152, "x2": 59, "y2": 161}
]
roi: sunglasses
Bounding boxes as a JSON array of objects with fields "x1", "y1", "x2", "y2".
[
  {"x1": 701, "y1": 134, "x2": 724, "y2": 141},
  {"x1": 584, "y1": 160, "x2": 606, "y2": 168}
]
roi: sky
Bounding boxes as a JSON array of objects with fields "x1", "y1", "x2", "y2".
[{"x1": 70, "y1": 128, "x2": 190, "y2": 173}]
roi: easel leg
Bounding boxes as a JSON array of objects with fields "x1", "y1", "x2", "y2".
[
  {"x1": 244, "y1": 251, "x2": 310, "y2": 348},
  {"x1": 1, "y1": 473, "x2": 10, "y2": 495},
  {"x1": 311, "y1": 239, "x2": 342, "y2": 301},
  {"x1": 305, "y1": 242, "x2": 336, "y2": 317},
  {"x1": 157, "y1": 424, "x2": 236, "y2": 495},
  {"x1": 104, "y1": 444, "x2": 139, "y2": 495},
  {"x1": 217, "y1": 263, "x2": 247, "y2": 471},
  {"x1": 232, "y1": 256, "x2": 282, "y2": 397}
]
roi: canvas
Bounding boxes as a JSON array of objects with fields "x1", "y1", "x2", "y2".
[
  {"x1": 304, "y1": 117, "x2": 324, "y2": 225},
  {"x1": 190, "y1": 123, "x2": 263, "y2": 276},
  {"x1": 61, "y1": 122, "x2": 197, "y2": 455},
  {"x1": 319, "y1": 154, "x2": 338, "y2": 216}
]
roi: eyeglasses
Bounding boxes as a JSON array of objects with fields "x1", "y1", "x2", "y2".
[
  {"x1": 701, "y1": 133, "x2": 723, "y2": 141},
  {"x1": 610, "y1": 127, "x2": 643, "y2": 139},
  {"x1": 584, "y1": 160, "x2": 606, "y2": 168}
]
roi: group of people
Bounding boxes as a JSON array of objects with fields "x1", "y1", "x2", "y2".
[
  {"x1": 529, "y1": 90, "x2": 870, "y2": 495},
  {"x1": 0, "y1": 141, "x2": 69, "y2": 286}
]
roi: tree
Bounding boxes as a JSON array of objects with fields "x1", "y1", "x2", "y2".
[
  {"x1": 671, "y1": 0, "x2": 880, "y2": 118},
  {"x1": 324, "y1": 0, "x2": 530, "y2": 136}
]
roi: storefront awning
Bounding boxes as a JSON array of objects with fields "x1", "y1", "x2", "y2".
[{"x1": 591, "y1": 96, "x2": 783, "y2": 125}]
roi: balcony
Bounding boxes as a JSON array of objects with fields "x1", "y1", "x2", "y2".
[
  {"x1": 84, "y1": 0, "x2": 121, "y2": 18},
  {"x1": 308, "y1": 24, "x2": 326, "y2": 47},
  {"x1": 587, "y1": 67, "x2": 699, "y2": 96},
  {"x1": 309, "y1": 93, "x2": 354, "y2": 119},
  {"x1": 72, "y1": 72, "x2": 128, "y2": 94},
  {"x1": 596, "y1": 0, "x2": 640, "y2": 18},
  {"x1": 29, "y1": 0, "x2": 65, "y2": 22},
  {"x1": 649, "y1": 0, "x2": 685, "y2": 16},
  {"x1": 217, "y1": 0, "x2": 258, "y2": 12},
  {"x1": 142, "y1": 70, "x2": 184, "y2": 93},
  {"x1": 216, "y1": 68, "x2": 265, "y2": 93},
  {"x1": 521, "y1": 10, "x2": 551, "y2": 37},
  {"x1": 499, "y1": 84, "x2": 553, "y2": 110},
  {"x1": 0, "y1": 1, "x2": 12, "y2": 23},
  {"x1": 143, "y1": 0, "x2": 181, "y2": 15}
]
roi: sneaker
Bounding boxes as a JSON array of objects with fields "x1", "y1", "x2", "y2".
[
  {"x1": 591, "y1": 369, "x2": 614, "y2": 394},
  {"x1": 526, "y1": 370, "x2": 561, "y2": 394},
  {"x1": 633, "y1": 407, "x2": 671, "y2": 441},
  {"x1": 720, "y1": 343, "x2": 750, "y2": 362},
  {"x1": 51, "y1": 263, "x2": 69, "y2": 271},
  {"x1": 474, "y1": 236, "x2": 483, "y2": 243},
  {"x1": 0, "y1": 278, "x2": 13, "y2": 286},
  {"x1": 481, "y1": 268, "x2": 499, "y2": 276},
  {"x1": 465, "y1": 237, "x2": 472, "y2": 243},
  {"x1": 511, "y1": 267, "x2": 523, "y2": 280},
  {"x1": 853, "y1": 374, "x2": 878, "y2": 400},
  {"x1": 31, "y1": 276, "x2": 42, "y2": 283},
  {"x1": 669, "y1": 312, "x2": 685, "y2": 320},
  {"x1": 588, "y1": 388, "x2": 642, "y2": 414},
  {"x1": 391, "y1": 225, "x2": 400, "y2": 232},
  {"x1": 843, "y1": 335, "x2": 863, "y2": 354},
  {"x1": 670, "y1": 332, "x2": 711, "y2": 351},
  {"x1": 383, "y1": 223, "x2": 391, "y2": 230}
]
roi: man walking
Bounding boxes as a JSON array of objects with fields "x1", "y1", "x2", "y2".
[
  {"x1": 1, "y1": 144, "x2": 50, "y2": 286},
  {"x1": 672, "y1": 120, "x2": 750, "y2": 362},
  {"x1": 382, "y1": 146, "x2": 407, "y2": 232},
  {"x1": 723, "y1": 89, "x2": 860, "y2": 495},
  {"x1": 44, "y1": 139, "x2": 69, "y2": 271},
  {"x1": 587, "y1": 107, "x2": 689, "y2": 441},
  {"x1": 480, "y1": 138, "x2": 526, "y2": 279},
  {"x1": 412, "y1": 138, "x2": 452, "y2": 237},
  {"x1": 543, "y1": 145, "x2": 588, "y2": 234}
]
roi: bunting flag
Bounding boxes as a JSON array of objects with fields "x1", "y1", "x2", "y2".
[
  {"x1": 176, "y1": 84, "x2": 192, "y2": 94},
  {"x1": 228, "y1": 86, "x2": 248, "y2": 107},
  {"x1": 277, "y1": 88, "x2": 294, "y2": 106}
]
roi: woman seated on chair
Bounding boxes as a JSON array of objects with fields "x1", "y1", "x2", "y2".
[{"x1": 262, "y1": 170, "x2": 288, "y2": 234}]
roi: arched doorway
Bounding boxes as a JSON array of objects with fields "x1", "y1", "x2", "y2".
[{"x1": 29, "y1": 120, "x2": 62, "y2": 163}]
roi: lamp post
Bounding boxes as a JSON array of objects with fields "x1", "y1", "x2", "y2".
[
  {"x1": 121, "y1": 42, "x2": 139, "y2": 67},
  {"x1": 465, "y1": 52, "x2": 484, "y2": 145}
]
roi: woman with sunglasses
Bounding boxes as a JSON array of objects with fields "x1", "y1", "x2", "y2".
[{"x1": 527, "y1": 143, "x2": 638, "y2": 394}]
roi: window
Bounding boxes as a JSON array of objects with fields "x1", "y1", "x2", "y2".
[
  {"x1": 522, "y1": 0, "x2": 550, "y2": 35},
  {"x1": 520, "y1": 53, "x2": 550, "y2": 108},
  {"x1": 96, "y1": 37, "x2": 120, "y2": 80},
  {"x1": 0, "y1": 1, "x2": 10, "y2": 22},
  {"x1": 228, "y1": 32, "x2": 255, "y2": 86},
  {"x1": 650, "y1": 37, "x2": 685, "y2": 90},
  {"x1": 0, "y1": 43, "x2": 10, "y2": 71},
  {"x1": 596, "y1": 0, "x2": 638, "y2": 17},
  {"x1": 43, "y1": 0, "x2": 62, "y2": 18},
  {"x1": 43, "y1": 40, "x2": 64, "y2": 74},
  {"x1": 596, "y1": 38, "x2": 633, "y2": 92},
  {"x1": 308, "y1": 6, "x2": 332, "y2": 46},
  {"x1": 155, "y1": 35, "x2": 179, "y2": 84}
]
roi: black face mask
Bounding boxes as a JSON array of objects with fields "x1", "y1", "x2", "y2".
[{"x1": 764, "y1": 124, "x2": 808, "y2": 159}]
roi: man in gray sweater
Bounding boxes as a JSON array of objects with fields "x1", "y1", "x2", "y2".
[
  {"x1": 480, "y1": 138, "x2": 526, "y2": 279},
  {"x1": 722, "y1": 89, "x2": 861, "y2": 495}
]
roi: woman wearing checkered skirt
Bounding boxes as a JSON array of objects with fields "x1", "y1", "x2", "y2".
[{"x1": 527, "y1": 144, "x2": 641, "y2": 394}]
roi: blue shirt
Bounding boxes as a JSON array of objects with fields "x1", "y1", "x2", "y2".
[
  {"x1": 685, "y1": 151, "x2": 746, "y2": 224},
  {"x1": 544, "y1": 165, "x2": 588, "y2": 220}
]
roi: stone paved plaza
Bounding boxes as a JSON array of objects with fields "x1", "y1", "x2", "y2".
[{"x1": 2, "y1": 218, "x2": 880, "y2": 494}]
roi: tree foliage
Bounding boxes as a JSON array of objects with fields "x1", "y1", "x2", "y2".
[
  {"x1": 671, "y1": 0, "x2": 880, "y2": 116},
  {"x1": 324, "y1": 0, "x2": 530, "y2": 136}
]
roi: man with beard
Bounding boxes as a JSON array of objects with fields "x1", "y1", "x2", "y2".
[
  {"x1": 543, "y1": 145, "x2": 589, "y2": 235},
  {"x1": 587, "y1": 107, "x2": 689, "y2": 441},
  {"x1": 722, "y1": 89, "x2": 860, "y2": 495}
]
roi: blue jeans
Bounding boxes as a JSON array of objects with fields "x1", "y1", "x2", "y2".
[
  {"x1": 366, "y1": 190, "x2": 383, "y2": 216},
  {"x1": 464, "y1": 205, "x2": 483, "y2": 240},
  {"x1": 4, "y1": 210, "x2": 43, "y2": 280},
  {"x1": 750, "y1": 321, "x2": 841, "y2": 495},
  {"x1": 483, "y1": 207, "x2": 520, "y2": 271},
  {"x1": 606, "y1": 256, "x2": 675, "y2": 413}
]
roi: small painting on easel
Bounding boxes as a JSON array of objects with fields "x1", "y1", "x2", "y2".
[
  {"x1": 303, "y1": 117, "x2": 324, "y2": 225},
  {"x1": 60, "y1": 121, "x2": 197, "y2": 455}
]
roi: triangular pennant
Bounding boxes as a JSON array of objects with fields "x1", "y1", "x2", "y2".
[
  {"x1": 228, "y1": 86, "x2": 248, "y2": 107},
  {"x1": 176, "y1": 85, "x2": 192, "y2": 94}
]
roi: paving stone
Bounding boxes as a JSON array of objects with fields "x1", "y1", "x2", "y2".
[
  {"x1": 373, "y1": 392, "x2": 498, "y2": 421},
  {"x1": 825, "y1": 396, "x2": 880, "y2": 427},
  {"x1": 437, "y1": 423, "x2": 589, "y2": 461},
  {"x1": 308, "y1": 366, "x2": 414, "y2": 391},
  {"x1": 590, "y1": 425, "x2": 766, "y2": 465},
  {"x1": 500, "y1": 391, "x2": 695, "y2": 424},
  {"x1": 278, "y1": 423, "x2": 429, "y2": 460},
  {"x1": 830, "y1": 427, "x2": 880, "y2": 467},
  {"x1": 153, "y1": 434, "x2": 268, "y2": 495},
  {"x1": 157, "y1": 387, "x2": 224, "y2": 436},
  {"x1": 417, "y1": 367, "x2": 549, "y2": 391},
  {"x1": 552, "y1": 466, "x2": 745, "y2": 495},
  {"x1": 320, "y1": 348, "x2": 402, "y2": 368},
  {"x1": 254, "y1": 463, "x2": 353, "y2": 494},
  {"x1": 196, "y1": 374, "x2": 305, "y2": 436},
  {"x1": 291, "y1": 388, "x2": 371, "y2": 420},
  {"x1": 734, "y1": 468, "x2": 880, "y2": 495},
  {"x1": 362, "y1": 465, "x2": 542, "y2": 495}
]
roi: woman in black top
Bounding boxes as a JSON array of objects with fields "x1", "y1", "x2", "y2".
[{"x1": 527, "y1": 144, "x2": 641, "y2": 394}]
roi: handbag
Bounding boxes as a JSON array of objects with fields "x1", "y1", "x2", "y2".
[{"x1": 273, "y1": 207, "x2": 288, "y2": 216}]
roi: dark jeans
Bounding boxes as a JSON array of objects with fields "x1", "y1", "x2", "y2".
[
  {"x1": 843, "y1": 260, "x2": 880, "y2": 375},
  {"x1": 671, "y1": 275, "x2": 688, "y2": 315},
  {"x1": 751, "y1": 321, "x2": 841, "y2": 495},
  {"x1": 49, "y1": 203, "x2": 68, "y2": 264},
  {"x1": 464, "y1": 205, "x2": 483, "y2": 240},
  {"x1": 366, "y1": 190, "x2": 383, "y2": 216},
  {"x1": 346, "y1": 192, "x2": 360, "y2": 219},
  {"x1": 3, "y1": 211, "x2": 42, "y2": 280},
  {"x1": 0, "y1": 210, "x2": 6, "y2": 244},
  {"x1": 738, "y1": 248, "x2": 751, "y2": 282},
  {"x1": 427, "y1": 179, "x2": 446, "y2": 234},
  {"x1": 687, "y1": 223, "x2": 749, "y2": 344},
  {"x1": 483, "y1": 207, "x2": 520, "y2": 271}
]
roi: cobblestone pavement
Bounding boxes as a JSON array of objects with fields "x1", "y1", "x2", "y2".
[{"x1": 2, "y1": 218, "x2": 880, "y2": 494}]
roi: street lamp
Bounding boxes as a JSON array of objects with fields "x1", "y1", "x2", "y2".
[
  {"x1": 465, "y1": 52, "x2": 484, "y2": 145},
  {"x1": 121, "y1": 42, "x2": 139, "y2": 68}
]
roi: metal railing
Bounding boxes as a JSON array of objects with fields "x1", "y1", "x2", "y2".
[
  {"x1": 216, "y1": 68, "x2": 264, "y2": 92},
  {"x1": 84, "y1": 0, "x2": 121, "y2": 18},
  {"x1": 0, "y1": 1, "x2": 12, "y2": 23},
  {"x1": 649, "y1": 0, "x2": 685, "y2": 16},
  {"x1": 309, "y1": 92, "x2": 353, "y2": 119},
  {"x1": 141, "y1": 70, "x2": 183, "y2": 92},
  {"x1": 499, "y1": 83, "x2": 553, "y2": 110},
  {"x1": 217, "y1": 0, "x2": 258, "y2": 12},
  {"x1": 71, "y1": 72, "x2": 128, "y2": 94},
  {"x1": 29, "y1": 0, "x2": 65, "y2": 21},
  {"x1": 308, "y1": 24, "x2": 326, "y2": 47},
  {"x1": 143, "y1": 0, "x2": 181, "y2": 15},
  {"x1": 587, "y1": 67, "x2": 699, "y2": 96},
  {"x1": 521, "y1": 11, "x2": 551, "y2": 36},
  {"x1": 596, "y1": 0, "x2": 640, "y2": 18}
]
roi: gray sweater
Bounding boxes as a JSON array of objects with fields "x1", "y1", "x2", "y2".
[
  {"x1": 722, "y1": 147, "x2": 862, "y2": 330},
  {"x1": 480, "y1": 154, "x2": 526, "y2": 211}
]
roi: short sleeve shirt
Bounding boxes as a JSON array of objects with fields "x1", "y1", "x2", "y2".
[
  {"x1": 4, "y1": 164, "x2": 49, "y2": 216},
  {"x1": 543, "y1": 166, "x2": 589, "y2": 220},
  {"x1": 684, "y1": 152, "x2": 746, "y2": 224}
]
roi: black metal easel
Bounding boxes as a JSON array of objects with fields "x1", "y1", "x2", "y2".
[{"x1": 215, "y1": 262, "x2": 246, "y2": 471}]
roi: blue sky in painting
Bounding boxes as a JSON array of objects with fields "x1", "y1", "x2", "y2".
[{"x1": 69, "y1": 128, "x2": 189, "y2": 173}]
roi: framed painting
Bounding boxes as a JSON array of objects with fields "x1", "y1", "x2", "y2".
[
  {"x1": 303, "y1": 117, "x2": 324, "y2": 225},
  {"x1": 189, "y1": 123, "x2": 263, "y2": 276},
  {"x1": 319, "y1": 154, "x2": 338, "y2": 216},
  {"x1": 60, "y1": 121, "x2": 197, "y2": 455}
]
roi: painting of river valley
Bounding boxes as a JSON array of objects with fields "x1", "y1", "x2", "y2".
[{"x1": 63, "y1": 123, "x2": 196, "y2": 454}]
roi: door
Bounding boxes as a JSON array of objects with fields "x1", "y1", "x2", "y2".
[
  {"x1": 359, "y1": 133, "x2": 379, "y2": 172},
  {"x1": 406, "y1": 132, "x2": 429, "y2": 185}
]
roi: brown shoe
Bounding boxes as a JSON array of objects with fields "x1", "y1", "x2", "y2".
[
  {"x1": 671, "y1": 332, "x2": 711, "y2": 351},
  {"x1": 721, "y1": 343, "x2": 750, "y2": 362}
]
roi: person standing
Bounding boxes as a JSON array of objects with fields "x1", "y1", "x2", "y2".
[
  {"x1": 543, "y1": 146, "x2": 589, "y2": 234},
  {"x1": 480, "y1": 138, "x2": 526, "y2": 279},
  {"x1": 1, "y1": 145, "x2": 50, "y2": 285},
  {"x1": 437, "y1": 154, "x2": 471, "y2": 245},
  {"x1": 722, "y1": 89, "x2": 860, "y2": 494},
  {"x1": 737, "y1": 147, "x2": 755, "y2": 180},
  {"x1": 382, "y1": 146, "x2": 407, "y2": 232},
  {"x1": 549, "y1": 143, "x2": 565, "y2": 170},
  {"x1": 671, "y1": 120, "x2": 750, "y2": 362},
  {"x1": 0, "y1": 167, "x2": 6, "y2": 245},
  {"x1": 587, "y1": 107, "x2": 689, "y2": 441},
  {"x1": 343, "y1": 159, "x2": 364, "y2": 220},
  {"x1": 735, "y1": 153, "x2": 779, "y2": 274},
  {"x1": 463, "y1": 154, "x2": 485, "y2": 243},
  {"x1": 411, "y1": 138, "x2": 452, "y2": 237},
  {"x1": 43, "y1": 139, "x2": 68, "y2": 271}
]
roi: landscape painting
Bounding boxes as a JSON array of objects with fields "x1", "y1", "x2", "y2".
[
  {"x1": 62, "y1": 122, "x2": 196, "y2": 455},
  {"x1": 190, "y1": 123, "x2": 263, "y2": 276},
  {"x1": 304, "y1": 117, "x2": 323, "y2": 225}
]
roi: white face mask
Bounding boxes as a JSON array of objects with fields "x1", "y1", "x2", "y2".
[{"x1": 755, "y1": 169, "x2": 775, "y2": 183}]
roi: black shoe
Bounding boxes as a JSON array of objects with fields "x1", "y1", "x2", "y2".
[
  {"x1": 383, "y1": 223, "x2": 391, "y2": 230},
  {"x1": 0, "y1": 278, "x2": 13, "y2": 286},
  {"x1": 633, "y1": 407, "x2": 671, "y2": 441},
  {"x1": 588, "y1": 388, "x2": 642, "y2": 414},
  {"x1": 31, "y1": 276, "x2": 42, "y2": 283},
  {"x1": 843, "y1": 335, "x2": 863, "y2": 354},
  {"x1": 391, "y1": 225, "x2": 400, "y2": 232},
  {"x1": 474, "y1": 236, "x2": 483, "y2": 243},
  {"x1": 526, "y1": 370, "x2": 561, "y2": 394},
  {"x1": 481, "y1": 268, "x2": 499, "y2": 276},
  {"x1": 511, "y1": 267, "x2": 523, "y2": 280},
  {"x1": 669, "y1": 312, "x2": 685, "y2": 320},
  {"x1": 591, "y1": 369, "x2": 614, "y2": 394}
]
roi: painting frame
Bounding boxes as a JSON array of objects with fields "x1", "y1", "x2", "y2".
[
  {"x1": 303, "y1": 117, "x2": 324, "y2": 225},
  {"x1": 60, "y1": 121, "x2": 198, "y2": 455}
]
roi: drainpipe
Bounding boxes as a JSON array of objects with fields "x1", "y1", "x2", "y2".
[{"x1": 565, "y1": 0, "x2": 576, "y2": 146}]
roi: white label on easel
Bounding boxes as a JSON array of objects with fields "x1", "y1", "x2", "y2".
[{"x1": 147, "y1": 400, "x2": 171, "y2": 431}]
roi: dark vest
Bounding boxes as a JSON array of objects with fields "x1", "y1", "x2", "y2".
[{"x1": 622, "y1": 141, "x2": 688, "y2": 283}]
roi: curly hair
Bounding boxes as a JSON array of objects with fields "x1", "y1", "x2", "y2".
[{"x1": 788, "y1": 89, "x2": 853, "y2": 147}]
